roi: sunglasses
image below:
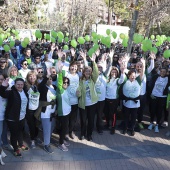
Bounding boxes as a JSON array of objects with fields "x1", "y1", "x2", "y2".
[
  {"x1": 38, "y1": 71, "x2": 43, "y2": 73},
  {"x1": 23, "y1": 63, "x2": 28, "y2": 66},
  {"x1": 36, "y1": 58, "x2": 41, "y2": 59},
  {"x1": 63, "y1": 82, "x2": 69, "y2": 85}
]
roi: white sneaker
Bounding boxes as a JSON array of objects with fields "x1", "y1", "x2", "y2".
[
  {"x1": 1, "y1": 150, "x2": 7, "y2": 158},
  {"x1": 58, "y1": 144, "x2": 68, "y2": 152},
  {"x1": 64, "y1": 140, "x2": 70, "y2": 147},
  {"x1": 148, "y1": 123, "x2": 153, "y2": 130},
  {"x1": 162, "y1": 121, "x2": 168, "y2": 127},
  {"x1": 31, "y1": 141, "x2": 36, "y2": 149},
  {"x1": 154, "y1": 125, "x2": 159, "y2": 133},
  {"x1": 0, "y1": 155, "x2": 5, "y2": 165}
]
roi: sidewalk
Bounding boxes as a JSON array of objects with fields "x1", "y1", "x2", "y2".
[{"x1": 0, "y1": 121, "x2": 170, "y2": 170}]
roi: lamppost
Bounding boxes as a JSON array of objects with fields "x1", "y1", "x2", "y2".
[{"x1": 36, "y1": 10, "x2": 42, "y2": 29}]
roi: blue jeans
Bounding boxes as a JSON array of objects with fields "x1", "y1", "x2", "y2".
[{"x1": 41, "y1": 118, "x2": 56, "y2": 145}]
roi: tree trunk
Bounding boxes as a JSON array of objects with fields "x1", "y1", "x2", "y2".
[
  {"x1": 157, "y1": 21, "x2": 162, "y2": 34},
  {"x1": 145, "y1": 18, "x2": 154, "y2": 37},
  {"x1": 127, "y1": 0, "x2": 139, "y2": 55}
]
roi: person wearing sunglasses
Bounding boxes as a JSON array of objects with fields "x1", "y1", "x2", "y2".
[
  {"x1": 37, "y1": 68, "x2": 44, "y2": 84},
  {"x1": 56, "y1": 61, "x2": 71, "y2": 152},
  {"x1": 19, "y1": 60, "x2": 31, "y2": 80}
]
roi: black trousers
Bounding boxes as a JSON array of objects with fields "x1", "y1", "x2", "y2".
[
  {"x1": 7, "y1": 119, "x2": 25, "y2": 152},
  {"x1": 58, "y1": 114, "x2": 69, "y2": 145},
  {"x1": 96, "y1": 100, "x2": 105, "y2": 130},
  {"x1": 25, "y1": 109, "x2": 39, "y2": 140},
  {"x1": 104, "y1": 98, "x2": 119, "y2": 128},
  {"x1": 69, "y1": 104, "x2": 78, "y2": 134},
  {"x1": 123, "y1": 106, "x2": 138, "y2": 131},
  {"x1": 150, "y1": 96, "x2": 167, "y2": 124},
  {"x1": 79, "y1": 104, "x2": 96, "y2": 137},
  {"x1": 137, "y1": 94, "x2": 146, "y2": 123}
]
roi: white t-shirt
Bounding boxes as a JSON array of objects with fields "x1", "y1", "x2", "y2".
[
  {"x1": 66, "y1": 73, "x2": 79, "y2": 105},
  {"x1": 95, "y1": 74, "x2": 107, "y2": 101},
  {"x1": 152, "y1": 77, "x2": 168, "y2": 97},
  {"x1": 123, "y1": 79, "x2": 141, "y2": 108},
  {"x1": 19, "y1": 90, "x2": 28, "y2": 120},
  {"x1": 84, "y1": 80, "x2": 96, "y2": 106},
  {"x1": 0, "y1": 96, "x2": 7, "y2": 121},
  {"x1": 45, "y1": 60, "x2": 53, "y2": 69},
  {"x1": 27, "y1": 87, "x2": 40, "y2": 110},
  {"x1": 41, "y1": 85, "x2": 56, "y2": 118},
  {"x1": 106, "y1": 74, "x2": 125, "y2": 99},
  {"x1": 19, "y1": 68, "x2": 31, "y2": 80},
  {"x1": 62, "y1": 61, "x2": 70, "y2": 71}
]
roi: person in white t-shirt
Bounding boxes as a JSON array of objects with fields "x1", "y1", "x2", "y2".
[
  {"x1": 25, "y1": 70, "x2": 41, "y2": 149},
  {"x1": 65, "y1": 61, "x2": 79, "y2": 139},
  {"x1": 148, "y1": 67, "x2": 170, "y2": 133},
  {"x1": 122, "y1": 69, "x2": 143, "y2": 136},
  {"x1": 19, "y1": 59, "x2": 31, "y2": 80},
  {"x1": 0, "y1": 78, "x2": 29, "y2": 157}
]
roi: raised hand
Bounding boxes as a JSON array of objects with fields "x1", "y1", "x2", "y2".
[
  {"x1": 109, "y1": 49, "x2": 114, "y2": 58},
  {"x1": 91, "y1": 53, "x2": 96, "y2": 62},
  {"x1": 55, "y1": 60, "x2": 63, "y2": 73},
  {"x1": 57, "y1": 50, "x2": 63, "y2": 59},
  {"x1": 150, "y1": 52, "x2": 156, "y2": 60},
  {"x1": 70, "y1": 48, "x2": 76, "y2": 56},
  {"x1": 47, "y1": 68, "x2": 51, "y2": 77},
  {"x1": 2, "y1": 78, "x2": 9, "y2": 87},
  {"x1": 95, "y1": 49, "x2": 100, "y2": 57},
  {"x1": 101, "y1": 53, "x2": 107, "y2": 62},
  {"x1": 51, "y1": 45, "x2": 55, "y2": 51},
  {"x1": 79, "y1": 51, "x2": 86, "y2": 60}
]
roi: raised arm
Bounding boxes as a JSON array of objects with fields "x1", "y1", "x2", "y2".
[
  {"x1": 147, "y1": 52, "x2": 155, "y2": 74},
  {"x1": 91, "y1": 54, "x2": 99, "y2": 83}
]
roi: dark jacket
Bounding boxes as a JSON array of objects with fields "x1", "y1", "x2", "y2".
[
  {"x1": 38, "y1": 77, "x2": 56, "y2": 112},
  {"x1": 0, "y1": 85, "x2": 28, "y2": 121}
]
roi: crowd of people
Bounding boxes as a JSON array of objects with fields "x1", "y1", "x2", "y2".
[{"x1": 0, "y1": 39, "x2": 170, "y2": 165}]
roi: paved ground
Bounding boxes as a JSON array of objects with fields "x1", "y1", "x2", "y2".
[{"x1": 0, "y1": 119, "x2": 170, "y2": 170}]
